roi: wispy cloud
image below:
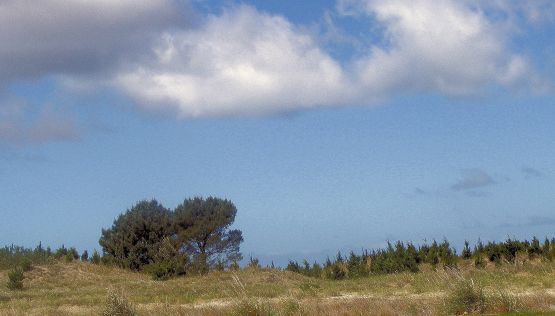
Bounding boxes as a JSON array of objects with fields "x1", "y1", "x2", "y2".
[
  {"x1": 522, "y1": 166, "x2": 543, "y2": 179},
  {"x1": 0, "y1": 99, "x2": 80, "y2": 145},
  {"x1": 451, "y1": 169, "x2": 496, "y2": 191}
]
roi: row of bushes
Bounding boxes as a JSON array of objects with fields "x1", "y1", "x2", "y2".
[
  {"x1": 285, "y1": 237, "x2": 555, "y2": 280},
  {"x1": 0, "y1": 243, "x2": 102, "y2": 270}
]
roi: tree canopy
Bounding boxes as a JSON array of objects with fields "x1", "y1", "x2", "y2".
[
  {"x1": 98, "y1": 196, "x2": 243, "y2": 276},
  {"x1": 99, "y1": 199, "x2": 173, "y2": 270},
  {"x1": 174, "y1": 197, "x2": 243, "y2": 273}
]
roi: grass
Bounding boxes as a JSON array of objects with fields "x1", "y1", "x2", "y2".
[{"x1": 0, "y1": 260, "x2": 554, "y2": 315}]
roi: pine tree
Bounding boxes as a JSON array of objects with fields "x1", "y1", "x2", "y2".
[
  {"x1": 462, "y1": 241, "x2": 472, "y2": 260},
  {"x1": 81, "y1": 250, "x2": 89, "y2": 262}
]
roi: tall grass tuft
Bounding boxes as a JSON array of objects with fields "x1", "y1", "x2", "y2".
[
  {"x1": 446, "y1": 278, "x2": 486, "y2": 314},
  {"x1": 102, "y1": 289, "x2": 137, "y2": 316}
]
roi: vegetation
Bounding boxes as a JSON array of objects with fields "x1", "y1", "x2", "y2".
[
  {"x1": 98, "y1": 196, "x2": 243, "y2": 278},
  {"x1": 174, "y1": 197, "x2": 243, "y2": 274},
  {"x1": 6, "y1": 267, "x2": 24, "y2": 290},
  {"x1": 102, "y1": 289, "x2": 137, "y2": 316},
  {"x1": 284, "y1": 237, "x2": 555, "y2": 281},
  {"x1": 2, "y1": 196, "x2": 555, "y2": 314},
  {"x1": 0, "y1": 259, "x2": 554, "y2": 315}
]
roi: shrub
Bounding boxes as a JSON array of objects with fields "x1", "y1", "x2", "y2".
[
  {"x1": 247, "y1": 257, "x2": 260, "y2": 269},
  {"x1": 102, "y1": 289, "x2": 137, "y2": 316},
  {"x1": 91, "y1": 250, "x2": 101, "y2": 264},
  {"x1": 232, "y1": 299, "x2": 273, "y2": 316},
  {"x1": 328, "y1": 264, "x2": 346, "y2": 280},
  {"x1": 65, "y1": 252, "x2": 74, "y2": 262},
  {"x1": 144, "y1": 237, "x2": 187, "y2": 280},
  {"x1": 20, "y1": 258, "x2": 32, "y2": 272},
  {"x1": 6, "y1": 267, "x2": 24, "y2": 290},
  {"x1": 446, "y1": 279, "x2": 486, "y2": 315},
  {"x1": 143, "y1": 262, "x2": 175, "y2": 281},
  {"x1": 474, "y1": 253, "x2": 486, "y2": 269}
]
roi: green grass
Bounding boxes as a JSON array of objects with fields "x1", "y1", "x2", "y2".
[{"x1": 0, "y1": 260, "x2": 554, "y2": 315}]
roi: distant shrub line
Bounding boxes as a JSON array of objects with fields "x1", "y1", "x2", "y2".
[
  {"x1": 2, "y1": 235, "x2": 554, "y2": 286},
  {"x1": 284, "y1": 237, "x2": 555, "y2": 280}
]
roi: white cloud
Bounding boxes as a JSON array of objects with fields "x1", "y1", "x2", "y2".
[
  {"x1": 115, "y1": 6, "x2": 351, "y2": 117},
  {"x1": 0, "y1": 0, "x2": 549, "y2": 119},
  {"x1": 351, "y1": 0, "x2": 534, "y2": 96}
]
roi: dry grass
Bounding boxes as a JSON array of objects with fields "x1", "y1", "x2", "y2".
[{"x1": 0, "y1": 261, "x2": 554, "y2": 315}]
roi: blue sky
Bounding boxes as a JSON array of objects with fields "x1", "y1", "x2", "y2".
[{"x1": 1, "y1": 0, "x2": 554, "y2": 264}]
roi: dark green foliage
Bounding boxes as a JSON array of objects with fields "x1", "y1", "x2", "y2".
[
  {"x1": 347, "y1": 251, "x2": 369, "y2": 278},
  {"x1": 283, "y1": 237, "x2": 555, "y2": 280},
  {"x1": 144, "y1": 237, "x2": 187, "y2": 280},
  {"x1": 502, "y1": 239, "x2": 525, "y2": 263},
  {"x1": 81, "y1": 250, "x2": 89, "y2": 262},
  {"x1": 329, "y1": 263, "x2": 346, "y2": 280},
  {"x1": 462, "y1": 240, "x2": 472, "y2": 260},
  {"x1": 474, "y1": 253, "x2": 486, "y2": 269},
  {"x1": 91, "y1": 250, "x2": 101, "y2": 264},
  {"x1": 286, "y1": 260, "x2": 301, "y2": 273},
  {"x1": 99, "y1": 199, "x2": 174, "y2": 271},
  {"x1": 247, "y1": 257, "x2": 260, "y2": 269},
  {"x1": 542, "y1": 238, "x2": 552, "y2": 260},
  {"x1": 229, "y1": 260, "x2": 240, "y2": 270},
  {"x1": 0, "y1": 243, "x2": 56, "y2": 270},
  {"x1": 55, "y1": 245, "x2": 68, "y2": 259},
  {"x1": 214, "y1": 259, "x2": 225, "y2": 271},
  {"x1": 528, "y1": 237, "x2": 542, "y2": 259},
  {"x1": 20, "y1": 258, "x2": 32, "y2": 272},
  {"x1": 310, "y1": 262, "x2": 322, "y2": 278},
  {"x1": 174, "y1": 197, "x2": 243, "y2": 273},
  {"x1": 372, "y1": 241, "x2": 419, "y2": 274},
  {"x1": 6, "y1": 267, "x2": 24, "y2": 290}
]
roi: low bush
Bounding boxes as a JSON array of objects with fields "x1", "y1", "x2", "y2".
[
  {"x1": 6, "y1": 267, "x2": 24, "y2": 290},
  {"x1": 446, "y1": 279, "x2": 486, "y2": 314}
]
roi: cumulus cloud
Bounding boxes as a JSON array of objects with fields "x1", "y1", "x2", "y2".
[
  {"x1": 115, "y1": 6, "x2": 352, "y2": 117},
  {"x1": 451, "y1": 169, "x2": 496, "y2": 191},
  {"x1": 0, "y1": 0, "x2": 549, "y2": 118},
  {"x1": 350, "y1": 0, "x2": 534, "y2": 96},
  {"x1": 0, "y1": 0, "x2": 189, "y2": 85}
]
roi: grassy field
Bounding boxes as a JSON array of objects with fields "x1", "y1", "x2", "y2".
[{"x1": 1, "y1": 260, "x2": 555, "y2": 315}]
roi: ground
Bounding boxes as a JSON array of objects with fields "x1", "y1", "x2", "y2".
[{"x1": 1, "y1": 261, "x2": 555, "y2": 315}]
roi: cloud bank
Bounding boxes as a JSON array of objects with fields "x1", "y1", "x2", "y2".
[{"x1": 0, "y1": 0, "x2": 550, "y2": 119}]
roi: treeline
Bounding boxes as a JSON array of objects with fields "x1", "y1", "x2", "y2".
[
  {"x1": 0, "y1": 243, "x2": 100, "y2": 270},
  {"x1": 285, "y1": 237, "x2": 555, "y2": 280}
]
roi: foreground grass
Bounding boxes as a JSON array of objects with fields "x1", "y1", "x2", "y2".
[{"x1": 0, "y1": 261, "x2": 555, "y2": 315}]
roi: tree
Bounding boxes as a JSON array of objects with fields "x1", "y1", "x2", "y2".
[
  {"x1": 462, "y1": 241, "x2": 472, "y2": 260},
  {"x1": 174, "y1": 197, "x2": 243, "y2": 273},
  {"x1": 81, "y1": 250, "x2": 89, "y2": 262},
  {"x1": 99, "y1": 200, "x2": 173, "y2": 271}
]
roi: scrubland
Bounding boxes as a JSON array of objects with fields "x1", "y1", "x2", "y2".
[{"x1": 2, "y1": 260, "x2": 555, "y2": 315}]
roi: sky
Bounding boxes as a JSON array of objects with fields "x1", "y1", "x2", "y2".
[{"x1": 1, "y1": 0, "x2": 554, "y2": 265}]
